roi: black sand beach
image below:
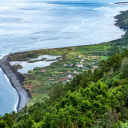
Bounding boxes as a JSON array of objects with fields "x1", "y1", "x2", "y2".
[{"x1": 0, "y1": 54, "x2": 31, "y2": 111}]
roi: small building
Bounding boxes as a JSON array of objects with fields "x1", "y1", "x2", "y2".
[
  {"x1": 67, "y1": 71, "x2": 71, "y2": 73},
  {"x1": 74, "y1": 71, "x2": 79, "y2": 74},
  {"x1": 41, "y1": 70, "x2": 46, "y2": 73},
  {"x1": 67, "y1": 75, "x2": 72, "y2": 78},
  {"x1": 76, "y1": 64, "x2": 84, "y2": 68},
  {"x1": 93, "y1": 66, "x2": 98, "y2": 69},
  {"x1": 64, "y1": 64, "x2": 67, "y2": 66},
  {"x1": 92, "y1": 62, "x2": 95, "y2": 64},
  {"x1": 49, "y1": 78, "x2": 53, "y2": 81},
  {"x1": 69, "y1": 64, "x2": 73, "y2": 66}
]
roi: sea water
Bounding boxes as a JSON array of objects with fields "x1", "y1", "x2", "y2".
[{"x1": 0, "y1": 0, "x2": 128, "y2": 115}]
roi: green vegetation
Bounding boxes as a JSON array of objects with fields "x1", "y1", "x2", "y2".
[
  {"x1": 13, "y1": 64, "x2": 23, "y2": 71},
  {"x1": 115, "y1": 10, "x2": 128, "y2": 29},
  {"x1": 1, "y1": 10, "x2": 128, "y2": 128},
  {"x1": 2, "y1": 48, "x2": 128, "y2": 128}
]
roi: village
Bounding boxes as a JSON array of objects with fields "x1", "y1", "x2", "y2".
[{"x1": 46, "y1": 55, "x2": 99, "y2": 83}]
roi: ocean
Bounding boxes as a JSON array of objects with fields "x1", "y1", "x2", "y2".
[{"x1": 0, "y1": 0, "x2": 128, "y2": 115}]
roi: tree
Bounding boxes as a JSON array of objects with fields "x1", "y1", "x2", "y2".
[
  {"x1": 0, "y1": 119, "x2": 8, "y2": 128},
  {"x1": 3, "y1": 113, "x2": 13, "y2": 127},
  {"x1": 50, "y1": 82, "x2": 64, "y2": 100},
  {"x1": 33, "y1": 110, "x2": 42, "y2": 122},
  {"x1": 22, "y1": 118, "x2": 35, "y2": 128},
  {"x1": 121, "y1": 57, "x2": 128, "y2": 70}
]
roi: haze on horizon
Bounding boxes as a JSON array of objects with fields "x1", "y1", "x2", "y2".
[{"x1": 0, "y1": 0, "x2": 127, "y2": 3}]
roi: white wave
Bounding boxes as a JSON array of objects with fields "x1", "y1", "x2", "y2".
[
  {"x1": 14, "y1": 100, "x2": 18, "y2": 112},
  {"x1": 0, "y1": 53, "x2": 9, "y2": 60},
  {"x1": 4, "y1": 74, "x2": 19, "y2": 112},
  {"x1": 4, "y1": 74, "x2": 17, "y2": 92}
]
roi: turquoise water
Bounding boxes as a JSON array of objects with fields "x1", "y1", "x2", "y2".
[{"x1": 0, "y1": 0, "x2": 128, "y2": 115}]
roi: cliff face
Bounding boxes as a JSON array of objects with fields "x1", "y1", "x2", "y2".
[{"x1": 0, "y1": 54, "x2": 31, "y2": 111}]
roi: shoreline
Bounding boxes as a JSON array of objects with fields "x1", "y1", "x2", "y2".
[{"x1": 0, "y1": 54, "x2": 31, "y2": 111}]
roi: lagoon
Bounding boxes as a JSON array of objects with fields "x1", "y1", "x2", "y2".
[{"x1": 10, "y1": 55, "x2": 61, "y2": 74}]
